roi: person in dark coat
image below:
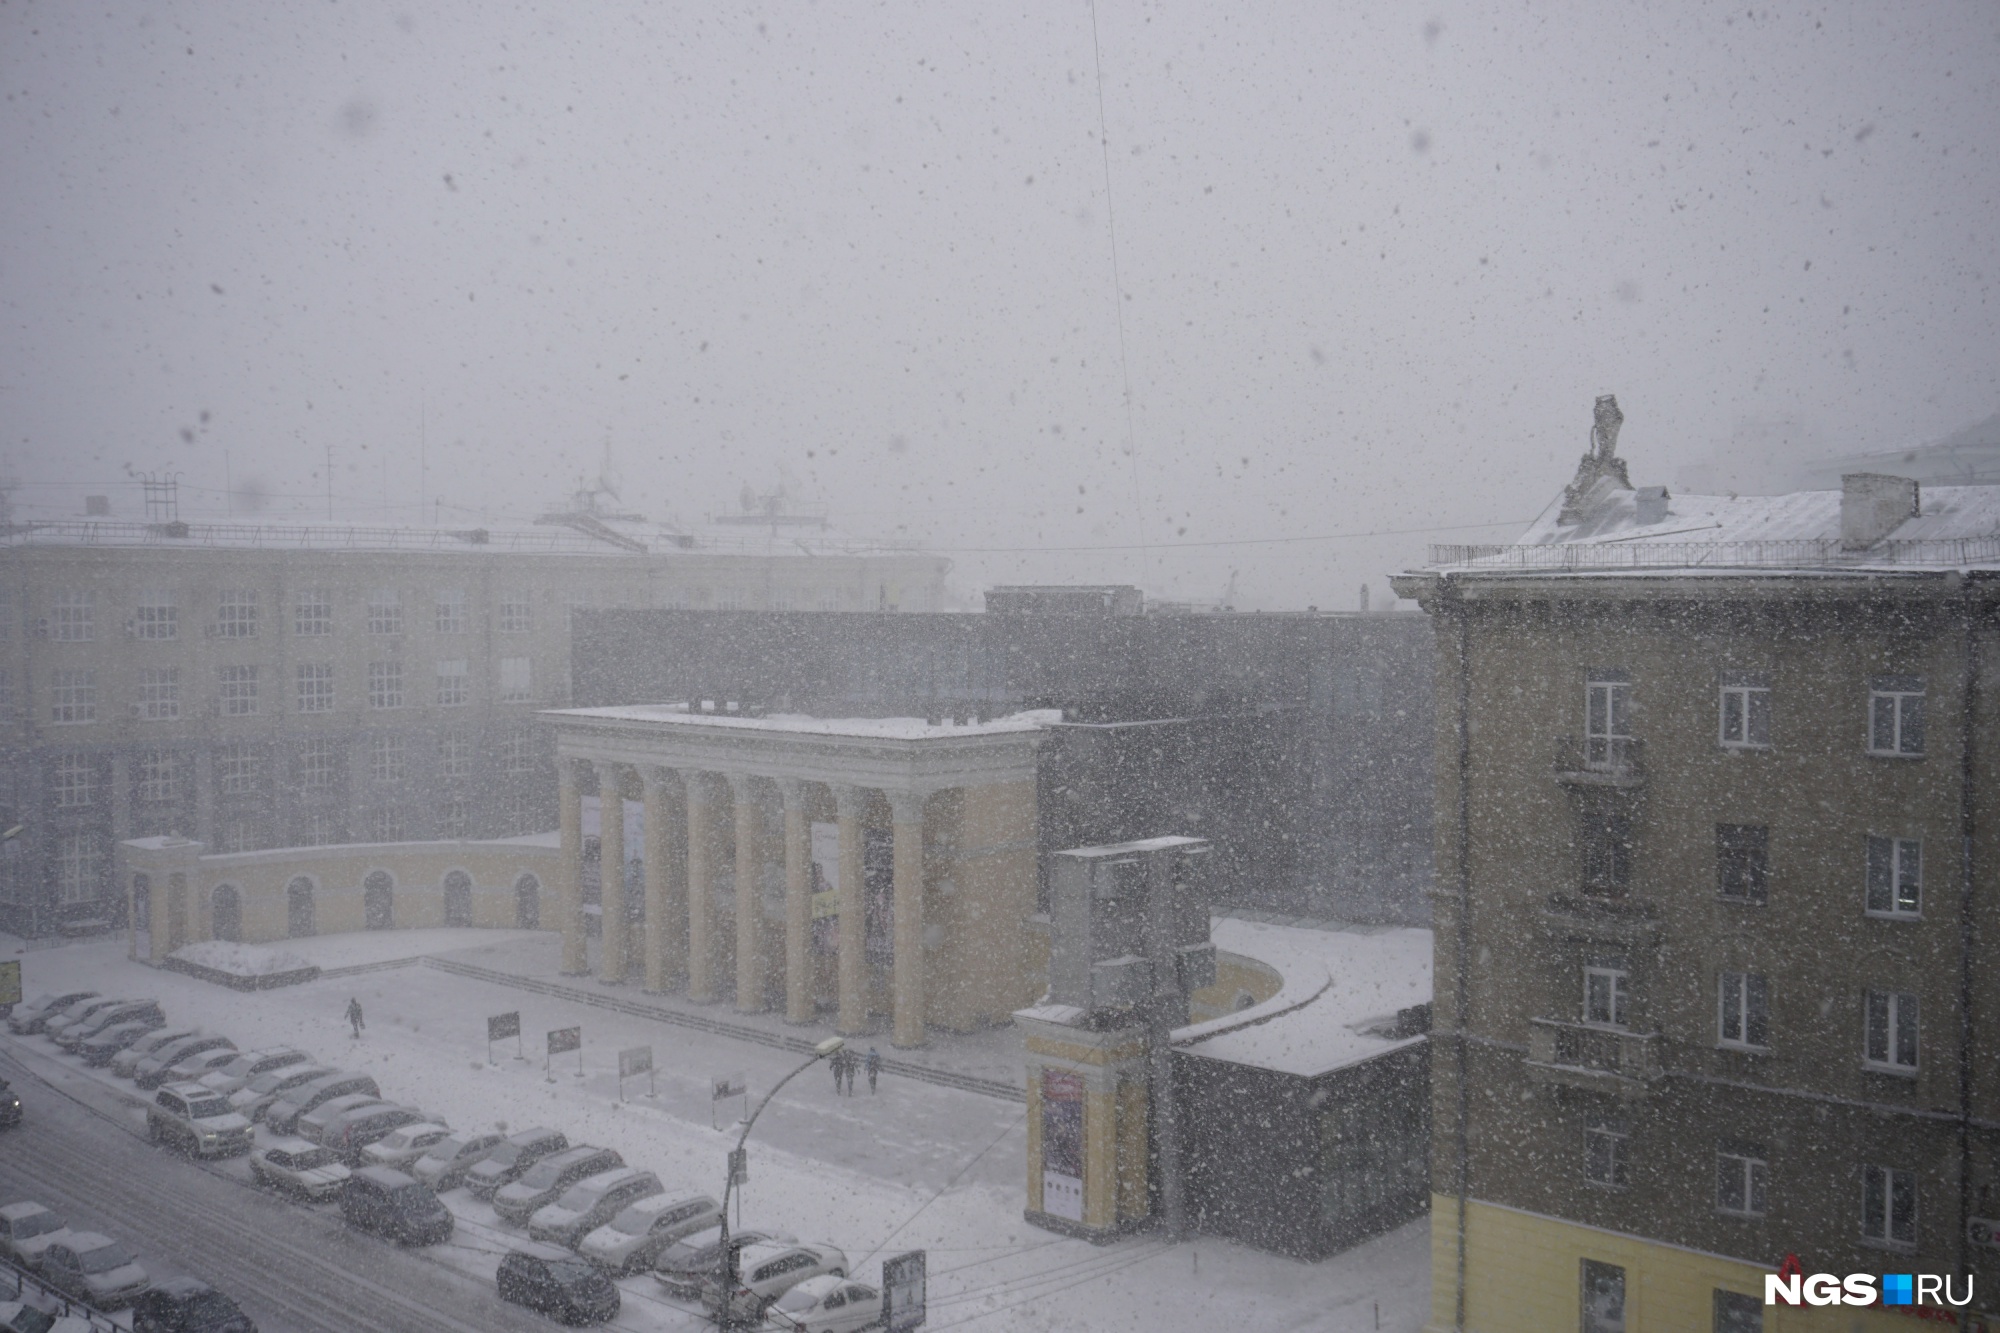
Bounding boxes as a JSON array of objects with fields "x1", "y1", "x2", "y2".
[
  {"x1": 865, "y1": 1046, "x2": 881, "y2": 1094},
  {"x1": 840, "y1": 1049, "x2": 857, "y2": 1095},
  {"x1": 346, "y1": 997, "x2": 365, "y2": 1038},
  {"x1": 831, "y1": 1049, "x2": 844, "y2": 1094}
]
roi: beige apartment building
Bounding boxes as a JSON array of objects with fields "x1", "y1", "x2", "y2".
[
  {"x1": 0, "y1": 512, "x2": 947, "y2": 936},
  {"x1": 1394, "y1": 399, "x2": 2000, "y2": 1332}
]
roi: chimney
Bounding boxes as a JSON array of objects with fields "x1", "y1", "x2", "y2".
[
  {"x1": 1634, "y1": 486, "x2": 1670, "y2": 525},
  {"x1": 1841, "y1": 474, "x2": 1919, "y2": 550}
]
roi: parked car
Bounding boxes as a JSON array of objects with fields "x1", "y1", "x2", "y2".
[
  {"x1": 111, "y1": 1028, "x2": 202, "y2": 1080},
  {"x1": 0, "y1": 1080, "x2": 19, "y2": 1129},
  {"x1": 229, "y1": 1064, "x2": 334, "y2": 1122},
  {"x1": 160, "y1": 1048, "x2": 249, "y2": 1088},
  {"x1": 528, "y1": 1168, "x2": 663, "y2": 1250},
  {"x1": 248, "y1": 1138, "x2": 351, "y2": 1200},
  {"x1": 493, "y1": 1147, "x2": 625, "y2": 1227},
  {"x1": 265, "y1": 1074, "x2": 380, "y2": 1137},
  {"x1": 408, "y1": 1131, "x2": 505, "y2": 1191},
  {"x1": 295, "y1": 1094, "x2": 388, "y2": 1147},
  {"x1": 80, "y1": 1018, "x2": 168, "y2": 1067},
  {"x1": 767, "y1": 1275, "x2": 884, "y2": 1333},
  {"x1": 146, "y1": 1084, "x2": 253, "y2": 1158},
  {"x1": 41, "y1": 997, "x2": 130, "y2": 1045},
  {"x1": 362, "y1": 1122, "x2": 453, "y2": 1170},
  {"x1": 8, "y1": 991, "x2": 97, "y2": 1035},
  {"x1": 340, "y1": 1167, "x2": 452, "y2": 1246},
  {"x1": 196, "y1": 1049, "x2": 310, "y2": 1097},
  {"x1": 40, "y1": 1232, "x2": 151, "y2": 1309},
  {"x1": 496, "y1": 1244, "x2": 621, "y2": 1325},
  {"x1": 56, "y1": 1001, "x2": 163, "y2": 1053},
  {"x1": 578, "y1": 1193, "x2": 722, "y2": 1274},
  {"x1": 0, "y1": 1202, "x2": 71, "y2": 1268},
  {"x1": 653, "y1": 1227, "x2": 793, "y2": 1299},
  {"x1": 135, "y1": 1036, "x2": 237, "y2": 1090},
  {"x1": 131, "y1": 1277, "x2": 257, "y2": 1333},
  {"x1": 700, "y1": 1243, "x2": 848, "y2": 1325},
  {"x1": 0, "y1": 1300, "x2": 95, "y2": 1333},
  {"x1": 463, "y1": 1127, "x2": 568, "y2": 1199},
  {"x1": 326, "y1": 1105, "x2": 433, "y2": 1166}
]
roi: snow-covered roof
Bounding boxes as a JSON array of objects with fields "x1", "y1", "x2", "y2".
[
  {"x1": 1174, "y1": 917, "x2": 1433, "y2": 1078},
  {"x1": 1517, "y1": 482, "x2": 2000, "y2": 548},
  {"x1": 547, "y1": 704, "x2": 1061, "y2": 741}
]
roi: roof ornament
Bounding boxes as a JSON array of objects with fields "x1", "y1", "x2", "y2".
[{"x1": 1558, "y1": 394, "x2": 1633, "y2": 524}]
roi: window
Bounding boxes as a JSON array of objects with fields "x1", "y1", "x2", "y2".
[
  {"x1": 1714, "y1": 1289, "x2": 1764, "y2": 1333},
  {"x1": 299, "y1": 739, "x2": 340, "y2": 792},
  {"x1": 217, "y1": 745, "x2": 259, "y2": 796},
  {"x1": 135, "y1": 591, "x2": 178, "y2": 640},
  {"x1": 434, "y1": 588, "x2": 466, "y2": 635},
  {"x1": 296, "y1": 663, "x2": 334, "y2": 713},
  {"x1": 1581, "y1": 1261, "x2": 1626, "y2": 1333},
  {"x1": 1584, "y1": 965, "x2": 1629, "y2": 1028},
  {"x1": 1864, "y1": 990, "x2": 1919, "y2": 1072},
  {"x1": 1580, "y1": 796, "x2": 1632, "y2": 897},
  {"x1": 437, "y1": 730, "x2": 470, "y2": 779},
  {"x1": 56, "y1": 833, "x2": 102, "y2": 903},
  {"x1": 366, "y1": 589, "x2": 403, "y2": 636},
  {"x1": 219, "y1": 664, "x2": 259, "y2": 716},
  {"x1": 1862, "y1": 1164, "x2": 1917, "y2": 1248},
  {"x1": 1865, "y1": 835, "x2": 1921, "y2": 917},
  {"x1": 1584, "y1": 1123, "x2": 1628, "y2": 1189},
  {"x1": 50, "y1": 590, "x2": 94, "y2": 641},
  {"x1": 1718, "y1": 679, "x2": 1770, "y2": 748},
  {"x1": 437, "y1": 798, "x2": 469, "y2": 838},
  {"x1": 50, "y1": 669, "x2": 97, "y2": 723},
  {"x1": 368, "y1": 734, "x2": 405, "y2": 783},
  {"x1": 367, "y1": 661, "x2": 404, "y2": 710},
  {"x1": 1584, "y1": 672, "x2": 1633, "y2": 768},
  {"x1": 498, "y1": 657, "x2": 533, "y2": 702},
  {"x1": 1718, "y1": 973, "x2": 1769, "y2": 1049},
  {"x1": 216, "y1": 589, "x2": 258, "y2": 638},
  {"x1": 294, "y1": 588, "x2": 333, "y2": 636},
  {"x1": 498, "y1": 594, "x2": 532, "y2": 633},
  {"x1": 367, "y1": 806, "x2": 405, "y2": 842},
  {"x1": 135, "y1": 750, "x2": 179, "y2": 803},
  {"x1": 435, "y1": 660, "x2": 468, "y2": 707},
  {"x1": 503, "y1": 728, "x2": 535, "y2": 774},
  {"x1": 0, "y1": 668, "x2": 11, "y2": 716},
  {"x1": 52, "y1": 753, "x2": 95, "y2": 808},
  {"x1": 137, "y1": 667, "x2": 180, "y2": 720},
  {"x1": 1716, "y1": 825, "x2": 1769, "y2": 903},
  {"x1": 1716, "y1": 1143, "x2": 1768, "y2": 1217},
  {"x1": 508, "y1": 788, "x2": 540, "y2": 833},
  {"x1": 1868, "y1": 677, "x2": 1925, "y2": 756},
  {"x1": 218, "y1": 821, "x2": 254, "y2": 854},
  {"x1": 301, "y1": 811, "x2": 337, "y2": 847}
]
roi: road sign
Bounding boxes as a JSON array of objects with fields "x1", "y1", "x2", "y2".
[
  {"x1": 618, "y1": 1045, "x2": 655, "y2": 1101},
  {"x1": 882, "y1": 1250, "x2": 927, "y2": 1332},
  {"x1": 728, "y1": 1147, "x2": 748, "y2": 1186},
  {"x1": 0, "y1": 961, "x2": 20, "y2": 1008},
  {"x1": 488, "y1": 1011, "x2": 521, "y2": 1041}
]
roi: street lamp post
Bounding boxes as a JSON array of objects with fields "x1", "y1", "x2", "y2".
[{"x1": 714, "y1": 1035, "x2": 844, "y2": 1331}]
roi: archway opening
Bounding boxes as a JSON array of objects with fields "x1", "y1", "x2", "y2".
[
  {"x1": 514, "y1": 874, "x2": 541, "y2": 929},
  {"x1": 444, "y1": 871, "x2": 473, "y2": 928},
  {"x1": 211, "y1": 885, "x2": 242, "y2": 943},
  {"x1": 363, "y1": 871, "x2": 395, "y2": 930},
  {"x1": 287, "y1": 877, "x2": 316, "y2": 938}
]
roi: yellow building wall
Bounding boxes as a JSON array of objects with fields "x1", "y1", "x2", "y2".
[
  {"x1": 1186, "y1": 950, "x2": 1283, "y2": 1022},
  {"x1": 927, "y1": 779, "x2": 1041, "y2": 1032},
  {"x1": 1429, "y1": 1195, "x2": 1991, "y2": 1333}
]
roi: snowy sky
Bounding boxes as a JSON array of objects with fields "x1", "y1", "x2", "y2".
[{"x1": 2, "y1": 1, "x2": 1996, "y2": 607}]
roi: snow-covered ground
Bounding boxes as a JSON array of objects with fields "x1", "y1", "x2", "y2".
[{"x1": 5, "y1": 931, "x2": 1430, "y2": 1331}]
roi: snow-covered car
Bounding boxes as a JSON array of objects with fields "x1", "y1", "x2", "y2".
[
  {"x1": 110, "y1": 1028, "x2": 201, "y2": 1079},
  {"x1": 265, "y1": 1073, "x2": 380, "y2": 1136},
  {"x1": 134, "y1": 1036, "x2": 237, "y2": 1090},
  {"x1": 56, "y1": 1000, "x2": 162, "y2": 1053},
  {"x1": 80, "y1": 1018, "x2": 167, "y2": 1067},
  {"x1": 497, "y1": 1243, "x2": 620, "y2": 1325},
  {"x1": 250, "y1": 1138, "x2": 352, "y2": 1200},
  {"x1": 578, "y1": 1193, "x2": 722, "y2": 1274},
  {"x1": 8, "y1": 991, "x2": 97, "y2": 1035},
  {"x1": 295, "y1": 1094, "x2": 387, "y2": 1146},
  {"x1": 196, "y1": 1047, "x2": 310, "y2": 1097},
  {"x1": 41, "y1": 997, "x2": 130, "y2": 1045},
  {"x1": 493, "y1": 1146, "x2": 624, "y2": 1228},
  {"x1": 701, "y1": 1242, "x2": 848, "y2": 1323},
  {"x1": 767, "y1": 1275, "x2": 883, "y2": 1333},
  {"x1": 229, "y1": 1064, "x2": 335, "y2": 1122},
  {"x1": 130, "y1": 1276, "x2": 258, "y2": 1333},
  {"x1": 653, "y1": 1227, "x2": 794, "y2": 1298},
  {"x1": 40, "y1": 1232, "x2": 151, "y2": 1309},
  {"x1": 408, "y1": 1131, "x2": 505, "y2": 1192},
  {"x1": 327, "y1": 1105, "x2": 433, "y2": 1166},
  {"x1": 0, "y1": 1201, "x2": 72, "y2": 1268},
  {"x1": 158, "y1": 1047, "x2": 249, "y2": 1088},
  {"x1": 0, "y1": 1079, "x2": 19, "y2": 1129},
  {"x1": 146, "y1": 1083, "x2": 253, "y2": 1158},
  {"x1": 462, "y1": 1127, "x2": 568, "y2": 1199},
  {"x1": 362, "y1": 1121, "x2": 453, "y2": 1170},
  {"x1": 528, "y1": 1168, "x2": 663, "y2": 1249},
  {"x1": 0, "y1": 1300, "x2": 94, "y2": 1333},
  {"x1": 340, "y1": 1167, "x2": 453, "y2": 1246}
]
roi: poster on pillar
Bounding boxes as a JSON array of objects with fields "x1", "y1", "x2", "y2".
[
  {"x1": 809, "y1": 821, "x2": 840, "y2": 953},
  {"x1": 1041, "y1": 1069, "x2": 1085, "y2": 1223},
  {"x1": 580, "y1": 796, "x2": 646, "y2": 915},
  {"x1": 864, "y1": 827, "x2": 894, "y2": 963}
]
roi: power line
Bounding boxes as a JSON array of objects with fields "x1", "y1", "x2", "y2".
[{"x1": 922, "y1": 517, "x2": 1532, "y2": 554}]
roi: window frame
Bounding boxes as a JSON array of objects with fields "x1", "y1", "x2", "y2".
[
  {"x1": 1717, "y1": 680, "x2": 1771, "y2": 750},
  {"x1": 1584, "y1": 673, "x2": 1634, "y2": 769},
  {"x1": 1584, "y1": 1122, "x2": 1629, "y2": 1190},
  {"x1": 1715, "y1": 1143, "x2": 1768, "y2": 1218},
  {"x1": 368, "y1": 734, "x2": 406, "y2": 784},
  {"x1": 50, "y1": 668, "x2": 97, "y2": 724},
  {"x1": 1860, "y1": 1163, "x2": 1917, "y2": 1250},
  {"x1": 216, "y1": 745, "x2": 259, "y2": 797},
  {"x1": 365, "y1": 589, "x2": 404, "y2": 636},
  {"x1": 435, "y1": 659, "x2": 469, "y2": 708},
  {"x1": 215, "y1": 589, "x2": 259, "y2": 639},
  {"x1": 293, "y1": 589, "x2": 334, "y2": 637},
  {"x1": 50, "y1": 590, "x2": 95, "y2": 642},
  {"x1": 366, "y1": 661, "x2": 405, "y2": 711},
  {"x1": 52, "y1": 753, "x2": 96, "y2": 808},
  {"x1": 1715, "y1": 824, "x2": 1769, "y2": 904},
  {"x1": 298, "y1": 739, "x2": 341, "y2": 793},
  {"x1": 498, "y1": 656, "x2": 533, "y2": 703},
  {"x1": 1863, "y1": 989, "x2": 1919, "y2": 1074},
  {"x1": 434, "y1": 588, "x2": 466, "y2": 635},
  {"x1": 218, "y1": 664, "x2": 259, "y2": 717},
  {"x1": 296, "y1": 663, "x2": 335, "y2": 713},
  {"x1": 1864, "y1": 835, "x2": 1922, "y2": 918},
  {"x1": 137, "y1": 667, "x2": 180, "y2": 721},
  {"x1": 1583, "y1": 965, "x2": 1629, "y2": 1030},
  {"x1": 498, "y1": 593, "x2": 533, "y2": 634},
  {"x1": 1867, "y1": 678, "x2": 1925, "y2": 758},
  {"x1": 134, "y1": 591, "x2": 178, "y2": 641},
  {"x1": 1717, "y1": 972, "x2": 1769, "y2": 1051}
]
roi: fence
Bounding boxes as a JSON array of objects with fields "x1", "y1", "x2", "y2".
[{"x1": 1428, "y1": 536, "x2": 2000, "y2": 572}]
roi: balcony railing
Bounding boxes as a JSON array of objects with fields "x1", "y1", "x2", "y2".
[
  {"x1": 1539, "y1": 894, "x2": 1662, "y2": 947},
  {"x1": 1525, "y1": 1018, "x2": 1664, "y2": 1097},
  {"x1": 1430, "y1": 536, "x2": 2000, "y2": 571},
  {"x1": 1553, "y1": 735, "x2": 1644, "y2": 787}
]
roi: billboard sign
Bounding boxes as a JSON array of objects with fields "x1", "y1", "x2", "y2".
[
  {"x1": 0, "y1": 960, "x2": 19, "y2": 1007},
  {"x1": 488, "y1": 1011, "x2": 521, "y2": 1042},
  {"x1": 619, "y1": 1046, "x2": 653, "y2": 1078},
  {"x1": 547, "y1": 1026, "x2": 582, "y2": 1055},
  {"x1": 882, "y1": 1250, "x2": 927, "y2": 1332}
]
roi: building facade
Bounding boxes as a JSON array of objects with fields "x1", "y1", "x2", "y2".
[
  {"x1": 1394, "y1": 401, "x2": 2000, "y2": 1331},
  {"x1": 0, "y1": 518, "x2": 948, "y2": 935}
]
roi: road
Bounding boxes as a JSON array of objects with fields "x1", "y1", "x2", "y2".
[{"x1": 0, "y1": 1039, "x2": 564, "y2": 1333}]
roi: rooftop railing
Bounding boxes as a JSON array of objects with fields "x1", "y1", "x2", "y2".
[
  {"x1": 1428, "y1": 536, "x2": 2000, "y2": 572},
  {"x1": 0, "y1": 520, "x2": 930, "y2": 558}
]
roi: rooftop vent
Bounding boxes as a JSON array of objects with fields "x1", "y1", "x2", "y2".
[
  {"x1": 1841, "y1": 473, "x2": 1919, "y2": 550},
  {"x1": 1634, "y1": 486, "x2": 1670, "y2": 525}
]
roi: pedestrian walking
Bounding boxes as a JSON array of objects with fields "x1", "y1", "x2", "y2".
[
  {"x1": 345, "y1": 997, "x2": 365, "y2": 1039},
  {"x1": 865, "y1": 1046, "x2": 881, "y2": 1094},
  {"x1": 830, "y1": 1049, "x2": 844, "y2": 1094},
  {"x1": 840, "y1": 1049, "x2": 857, "y2": 1096}
]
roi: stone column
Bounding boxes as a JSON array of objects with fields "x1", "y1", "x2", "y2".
[
  {"x1": 684, "y1": 771, "x2": 718, "y2": 1003},
  {"x1": 779, "y1": 779, "x2": 813, "y2": 1024},
  {"x1": 834, "y1": 783, "x2": 869, "y2": 1034},
  {"x1": 641, "y1": 767, "x2": 686, "y2": 993},
  {"x1": 557, "y1": 757, "x2": 587, "y2": 974},
  {"x1": 193, "y1": 749, "x2": 215, "y2": 846},
  {"x1": 597, "y1": 763, "x2": 628, "y2": 983},
  {"x1": 888, "y1": 790, "x2": 928, "y2": 1048},
  {"x1": 731, "y1": 774, "x2": 767, "y2": 1013}
]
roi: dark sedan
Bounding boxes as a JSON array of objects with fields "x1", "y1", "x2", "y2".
[
  {"x1": 497, "y1": 1245, "x2": 620, "y2": 1325},
  {"x1": 132, "y1": 1277, "x2": 256, "y2": 1333}
]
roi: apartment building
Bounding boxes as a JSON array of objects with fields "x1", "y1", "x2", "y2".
[
  {"x1": 1392, "y1": 399, "x2": 2000, "y2": 1332},
  {"x1": 0, "y1": 514, "x2": 947, "y2": 936}
]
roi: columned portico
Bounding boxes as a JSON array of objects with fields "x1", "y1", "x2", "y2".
[
  {"x1": 684, "y1": 770, "x2": 721, "y2": 1003},
  {"x1": 557, "y1": 757, "x2": 587, "y2": 975},
  {"x1": 640, "y1": 766, "x2": 686, "y2": 993},
  {"x1": 887, "y1": 789, "x2": 927, "y2": 1048},
  {"x1": 730, "y1": 773, "x2": 767, "y2": 1014},
  {"x1": 597, "y1": 761, "x2": 630, "y2": 983},
  {"x1": 778, "y1": 778, "x2": 812, "y2": 1024}
]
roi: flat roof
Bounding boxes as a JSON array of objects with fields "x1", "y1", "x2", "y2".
[{"x1": 546, "y1": 704, "x2": 1060, "y2": 741}]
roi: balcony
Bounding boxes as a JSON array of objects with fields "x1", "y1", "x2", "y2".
[
  {"x1": 1525, "y1": 1018, "x2": 1664, "y2": 1098},
  {"x1": 1553, "y1": 735, "x2": 1645, "y2": 789},
  {"x1": 1538, "y1": 894, "x2": 1662, "y2": 948}
]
